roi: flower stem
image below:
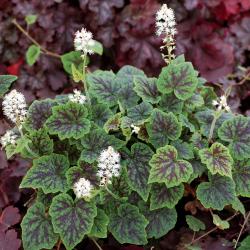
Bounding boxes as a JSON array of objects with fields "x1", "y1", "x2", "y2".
[
  {"x1": 90, "y1": 237, "x2": 103, "y2": 250},
  {"x1": 105, "y1": 186, "x2": 120, "y2": 200},
  {"x1": 12, "y1": 19, "x2": 61, "y2": 59},
  {"x1": 208, "y1": 111, "x2": 222, "y2": 143},
  {"x1": 82, "y1": 53, "x2": 91, "y2": 105}
]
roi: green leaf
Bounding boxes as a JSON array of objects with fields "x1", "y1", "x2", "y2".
[
  {"x1": 233, "y1": 160, "x2": 250, "y2": 197},
  {"x1": 188, "y1": 160, "x2": 206, "y2": 183},
  {"x1": 139, "y1": 202, "x2": 177, "y2": 239},
  {"x1": 20, "y1": 154, "x2": 70, "y2": 193},
  {"x1": 89, "y1": 40, "x2": 103, "y2": 55},
  {"x1": 195, "y1": 110, "x2": 233, "y2": 138},
  {"x1": 190, "y1": 132, "x2": 208, "y2": 151},
  {"x1": 26, "y1": 45, "x2": 41, "y2": 66},
  {"x1": 157, "y1": 59, "x2": 198, "y2": 100},
  {"x1": 231, "y1": 197, "x2": 245, "y2": 216},
  {"x1": 126, "y1": 143, "x2": 154, "y2": 201},
  {"x1": 199, "y1": 142, "x2": 233, "y2": 177},
  {"x1": 21, "y1": 129, "x2": 53, "y2": 158},
  {"x1": 90, "y1": 103, "x2": 113, "y2": 127},
  {"x1": 159, "y1": 93, "x2": 183, "y2": 113},
  {"x1": 148, "y1": 145, "x2": 193, "y2": 187},
  {"x1": 127, "y1": 102, "x2": 153, "y2": 125},
  {"x1": 88, "y1": 70, "x2": 119, "y2": 107},
  {"x1": 212, "y1": 214, "x2": 229, "y2": 230},
  {"x1": 21, "y1": 202, "x2": 58, "y2": 250},
  {"x1": 109, "y1": 203, "x2": 148, "y2": 245},
  {"x1": 147, "y1": 109, "x2": 182, "y2": 148},
  {"x1": 5, "y1": 136, "x2": 30, "y2": 159},
  {"x1": 238, "y1": 236, "x2": 250, "y2": 250},
  {"x1": 88, "y1": 208, "x2": 109, "y2": 238},
  {"x1": 46, "y1": 102, "x2": 90, "y2": 140},
  {"x1": 71, "y1": 63, "x2": 83, "y2": 82},
  {"x1": 36, "y1": 190, "x2": 55, "y2": 208},
  {"x1": 66, "y1": 162, "x2": 99, "y2": 187},
  {"x1": 171, "y1": 140, "x2": 194, "y2": 160},
  {"x1": 218, "y1": 116, "x2": 250, "y2": 160},
  {"x1": 0, "y1": 75, "x2": 17, "y2": 97},
  {"x1": 104, "y1": 112, "x2": 121, "y2": 133},
  {"x1": 184, "y1": 93, "x2": 204, "y2": 110},
  {"x1": 25, "y1": 14, "x2": 37, "y2": 25},
  {"x1": 80, "y1": 128, "x2": 125, "y2": 163},
  {"x1": 186, "y1": 215, "x2": 205, "y2": 232},
  {"x1": 61, "y1": 51, "x2": 82, "y2": 74},
  {"x1": 196, "y1": 174, "x2": 236, "y2": 210},
  {"x1": 179, "y1": 114, "x2": 196, "y2": 132},
  {"x1": 49, "y1": 193, "x2": 97, "y2": 250},
  {"x1": 25, "y1": 99, "x2": 56, "y2": 131},
  {"x1": 201, "y1": 86, "x2": 217, "y2": 108},
  {"x1": 134, "y1": 76, "x2": 161, "y2": 104},
  {"x1": 150, "y1": 183, "x2": 184, "y2": 210}
]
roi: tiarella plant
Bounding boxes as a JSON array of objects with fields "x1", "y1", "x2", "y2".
[{"x1": 1, "y1": 4, "x2": 250, "y2": 250}]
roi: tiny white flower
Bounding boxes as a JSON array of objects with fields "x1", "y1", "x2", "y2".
[
  {"x1": 0, "y1": 129, "x2": 19, "y2": 148},
  {"x1": 68, "y1": 89, "x2": 87, "y2": 104},
  {"x1": 97, "y1": 146, "x2": 121, "y2": 186},
  {"x1": 74, "y1": 27, "x2": 95, "y2": 55},
  {"x1": 2, "y1": 90, "x2": 27, "y2": 125},
  {"x1": 73, "y1": 177, "x2": 93, "y2": 199},
  {"x1": 131, "y1": 124, "x2": 140, "y2": 134},
  {"x1": 155, "y1": 4, "x2": 177, "y2": 39},
  {"x1": 212, "y1": 95, "x2": 230, "y2": 112}
]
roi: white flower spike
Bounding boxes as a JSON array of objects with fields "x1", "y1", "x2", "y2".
[
  {"x1": 68, "y1": 89, "x2": 87, "y2": 104},
  {"x1": 131, "y1": 124, "x2": 140, "y2": 134},
  {"x1": 155, "y1": 4, "x2": 177, "y2": 40},
  {"x1": 0, "y1": 129, "x2": 19, "y2": 148},
  {"x1": 97, "y1": 146, "x2": 121, "y2": 186},
  {"x1": 73, "y1": 177, "x2": 93, "y2": 199},
  {"x1": 74, "y1": 27, "x2": 95, "y2": 55},
  {"x1": 2, "y1": 90, "x2": 27, "y2": 125},
  {"x1": 212, "y1": 95, "x2": 231, "y2": 112}
]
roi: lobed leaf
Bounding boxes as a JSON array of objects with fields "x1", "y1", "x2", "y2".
[
  {"x1": 157, "y1": 59, "x2": 198, "y2": 100},
  {"x1": 218, "y1": 116, "x2": 250, "y2": 160},
  {"x1": 88, "y1": 208, "x2": 109, "y2": 238},
  {"x1": 21, "y1": 202, "x2": 58, "y2": 250},
  {"x1": 80, "y1": 128, "x2": 125, "y2": 163},
  {"x1": 150, "y1": 183, "x2": 184, "y2": 210},
  {"x1": 0, "y1": 75, "x2": 17, "y2": 97},
  {"x1": 159, "y1": 94, "x2": 183, "y2": 114},
  {"x1": 196, "y1": 174, "x2": 236, "y2": 210},
  {"x1": 199, "y1": 142, "x2": 233, "y2": 177},
  {"x1": 147, "y1": 109, "x2": 182, "y2": 148},
  {"x1": 90, "y1": 103, "x2": 113, "y2": 127},
  {"x1": 21, "y1": 129, "x2": 53, "y2": 158},
  {"x1": 126, "y1": 143, "x2": 154, "y2": 201},
  {"x1": 20, "y1": 154, "x2": 70, "y2": 193},
  {"x1": 186, "y1": 215, "x2": 205, "y2": 232},
  {"x1": 139, "y1": 202, "x2": 177, "y2": 239},
  {"x1": 46, "y1": 102, "x2": 90, "y2": 140},
  {"x1": 233, "y1": 160, "x2": 250, "y2": 197},
  {"x1": 134, "y1": 76, "x2": 161, "y2": 104},
  {"x1": 88, "y1": 70, "x2": 119, "y2": 107},
  {"x1": 49, "y1": 193, "x2": 97, "y2": 250},
  {"x1": 127, "y1": 102, "x2": 153, "y2": 125},
  {"x1": 25, "y1": 99, "x2": 56, "y2": 131},
  {"x1": 148, "y1": 145, "x2": 193, "y2": 187},
  {"x1": 109, "y1": 203, "x2": 148, "y2": 245},
  {"x1": 171, "y1": 140, "x2": 194, "y2": 160}
]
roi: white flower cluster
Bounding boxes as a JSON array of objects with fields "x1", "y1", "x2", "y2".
[
  {"x1": 212, "y1": 95, "x2": 230, "y2": 112},
  {"x1": 97, "y1": 146, "x2": 121, "y2": 186},
  {"x1": 155, "y1": 4, "x2": 177, "y2": 41},
  {"x1": 73, "y1": 177, "x2": 93, "y2": 199},
  {"x1": 74, "y1": 27, "x2": 95, "y2": 55},
  {"x1": 0, "y1": 129, "x2": 18, "y2": 148},
  {"x1": 131, "y1": 124, "x2": 140, "y2": 134},
  {"x1": 68, "y1": 89, "x2": 87, "y2": 104},
  {"x1": 2, "y1": 90, "x2": 27, "y2": 125}
]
